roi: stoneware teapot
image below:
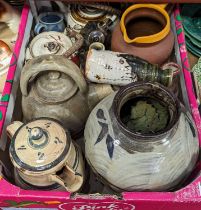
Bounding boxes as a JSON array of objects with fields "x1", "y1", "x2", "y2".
[
  {"x1": 111, "y1": 4, "x2": 174, "y2": 65},
  {"x1": 7, "y1": 118, "x2": 84, "y2": 192},
  {"x1": 84, "y1": 82, "x2": 199, "y2": 191},
  {"x1": 20, "y1": 54, "x2": 113, "y2": 137}
]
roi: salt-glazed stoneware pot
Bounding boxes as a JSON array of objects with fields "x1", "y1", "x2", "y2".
[
  {"x1": 20, "y1": 54, "x2": 113, "y2": 137},
  {"x1": 7, "y1": 118, "x2": 84, "y2": 192},
  {"x1": 84, "y1": 82, "x2": 199, "y2": 191},
  {"x1": 111, "y1": 4, "x2": 174, "y2": 65}
]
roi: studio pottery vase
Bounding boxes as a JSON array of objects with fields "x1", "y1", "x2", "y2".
[{"x1": 84, "y1": 82, "x2": 199, "y2": 191}]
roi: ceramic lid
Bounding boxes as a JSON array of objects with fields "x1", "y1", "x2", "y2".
[
  {"x1": 73, "y1": 5, "x2": 106, "y2": 21},
  {"x1": 33, "y1": 71, "x2": 78, "y2": 103},
  {"x1": 9, "y1": 119, "x2": 71, "y2": 172},
  {"x1": 29, "y1": 32, "x2": 73, "y2": 58}
]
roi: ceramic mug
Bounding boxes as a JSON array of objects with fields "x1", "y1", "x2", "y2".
[{"x1": 34, "y1": 12, "x2": 65, "y2": 34}]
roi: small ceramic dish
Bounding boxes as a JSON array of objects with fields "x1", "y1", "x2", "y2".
[
  {"x1": 185, "y1": 37, "x2": 201, "y2": 57},
  {"x1": 0, "y1": 40, "x2": 12, "y2": 76},
  {"x1": 183, "y1": 16, "x2": 201, "y2": 42},
  {"x1": 184, "y1": 28, "x2": 201, "y2": 48}
]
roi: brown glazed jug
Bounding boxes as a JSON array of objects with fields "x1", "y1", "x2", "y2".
[{"x1": 111, "y1": 4, "x2": 174, "y2": 65}]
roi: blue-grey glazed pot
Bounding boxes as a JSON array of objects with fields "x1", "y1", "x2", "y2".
[{"x1": 34, "y1": 12, "x2": 65, "y2": 34}]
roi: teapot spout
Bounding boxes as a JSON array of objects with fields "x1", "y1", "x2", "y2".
[
  {"x1": 87, "y1": 83, "x2": 114, "y2": 110},
  {"x1": 7, "y1": 121, "x2": 23, "y2": 139}
]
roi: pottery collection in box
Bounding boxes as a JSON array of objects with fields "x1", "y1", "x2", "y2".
[{"x1": 1, "y1": 1, "x2": 200, "y2": 196}]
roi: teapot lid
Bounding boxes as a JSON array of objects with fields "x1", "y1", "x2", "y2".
[
  {"x1": 9, "y1": 118, "x2": 71, "y2": 173},
  {"x1": 33, "y1": 71, "x2": 78, "y2": 103},
  {"x1": 29, "y1": 32, "x2": 73, "y2": 58}
]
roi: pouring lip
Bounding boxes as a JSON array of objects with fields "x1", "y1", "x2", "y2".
[
  {"x1": 120, "y1": 4, "x2": 170, "y2": 44},
  {"x1": 9, "y1": 117, "x2": 71, "y2": 174},
  {"x1": 112, "y1": 82, "x2": 181, "y2": 141}
]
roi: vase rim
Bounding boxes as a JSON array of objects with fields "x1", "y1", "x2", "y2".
[
  {"x1": 120, "y1": 4, "x2": 170, "y2": 44},
  {"x1": 112, "y1": 82, "x2": 181, "y2": 141}
]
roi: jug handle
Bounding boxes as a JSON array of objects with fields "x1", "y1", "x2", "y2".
[
  {"x1": 20, "y1": 55, "x2": 88, "y2": 96},
  {"x1": 48, "y1": 164, "x2": 83, "y2": 192}
]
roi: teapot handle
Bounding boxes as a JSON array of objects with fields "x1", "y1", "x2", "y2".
[
  {"x1": 48, "y1": 164, "x2": 84, "y2": 192},
  {"x1": 20, "y1": 55, "x2": 88, "y2": 96},
  {"x1": 63, "y1": 28, "x2": 84, "y2": 58}
]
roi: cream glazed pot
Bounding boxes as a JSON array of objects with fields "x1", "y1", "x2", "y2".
[
  {"x1": 84, "y1": 82, "x2": 199, "y2": 191},
  {"x1": 7, "y1": 118, "x2": 84, "y2": 192}
]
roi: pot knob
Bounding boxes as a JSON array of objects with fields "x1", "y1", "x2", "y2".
[
  {"x1": 44, "y1": 41, "x2": 60, "y2": 54},
  {"x1": 29, "y1": 127, "x2": 48, "y2": 149},
  {"x1": 30, "y1": 127, "x2": 44, "y2": 140}
]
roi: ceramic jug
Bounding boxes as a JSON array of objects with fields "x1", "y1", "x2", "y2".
[
  {"x1": 67, "y1": 4, "x2": 118, "y2": 32},
  {"x1": 111, "y1": 4, "x2": 174, "y2": 65},
  {"x1": 84, "y1": 82, "x2": 199, "y2": 191},
  {"x1": 20, "y1": 54, "x2": 113, "y2": 137},
  {"x1": 7, "y1": 118, "x2": 84, "y2": 192}
]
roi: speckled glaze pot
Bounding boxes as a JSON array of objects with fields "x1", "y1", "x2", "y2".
[
  {"x1": 111, "y1": 4, "x2": 174, "y2": 65},
  {"x1": 84, "y1": 82, "x2": 199, "y2": 192},
  {"x1": 7, "y1": 118, "x2": 85, "y2": 192}
]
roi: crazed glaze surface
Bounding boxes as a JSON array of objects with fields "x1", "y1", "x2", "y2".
[{"x1": 85, "y1": 83, "x2": 199, "y2": 191}]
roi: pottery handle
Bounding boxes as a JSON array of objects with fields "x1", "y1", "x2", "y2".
[
  {"x1": 7, "y1": 121, "x2": 23, "y2": 139},
  {"x1": 48, "y1": 164, "x2": 83, "y2": 192},
  {"x1": 63, "y1": 28, "x2": 84, "y2": 58},
  {"x1": 20, "y1": 55, "x2": 88, "y2": 96},
  {"x1": 161, "y1": 62, "x2": 181, "y2": 77}
]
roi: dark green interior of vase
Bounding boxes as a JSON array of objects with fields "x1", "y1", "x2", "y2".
[{"x1": 120, "y1": 96, "x2": 170, "y2": 134}]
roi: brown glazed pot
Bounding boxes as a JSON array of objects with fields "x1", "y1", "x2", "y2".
[{"x1": 111, "y1": 7, "x2": 174, "y2": 65}]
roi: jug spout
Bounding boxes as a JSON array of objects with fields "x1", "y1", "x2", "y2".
[
  {"x1": 87, "y1": 83, "x2": 114, "y2": 110},
  {"x1": 7, "y1": 121, "x2": 23, "y2": 139}
]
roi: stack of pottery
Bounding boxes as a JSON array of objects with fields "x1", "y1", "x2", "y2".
[
  {"x1": 5, "y1": 2, "x2": 200, "y2": 194},
  {"x1": 181, "y1": 4, "x2": 201, "y2": 57}
]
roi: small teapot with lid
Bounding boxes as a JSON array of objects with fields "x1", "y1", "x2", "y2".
[
  {"x1": 7, "y1": 118, "x2": 84, "y2": 192},
  {"x1": 20, "y1": 54, "x2": 113, "y2": 137}
]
